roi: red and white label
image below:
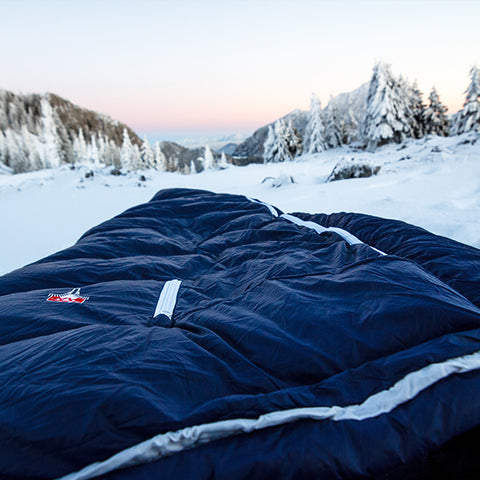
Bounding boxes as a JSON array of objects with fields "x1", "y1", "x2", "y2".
[{"x1": 47, "y1": 288, "x2": 88, "y2": 304}]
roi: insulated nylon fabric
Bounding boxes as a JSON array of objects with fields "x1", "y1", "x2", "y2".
[
  {"x1": 0, "y1": 188, "x2": 480, "y2": 479},
  {"x1": 58, "y1": 348, "x2": 480, "y2": 480}
]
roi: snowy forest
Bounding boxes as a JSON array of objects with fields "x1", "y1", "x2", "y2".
[
  {"x1": 0, "y1": 92, "x2": 228, "y2": 174},
  {"x1": 260, "y1": 62, "x2": 479, "y2": 162},
  {"x1": 1, "y1": 61, "x2": 479, "y2": 174}
]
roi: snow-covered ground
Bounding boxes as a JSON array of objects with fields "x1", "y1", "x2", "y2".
[{"x1": 1, "y1": 133, "x2": 479, "y2": 276}]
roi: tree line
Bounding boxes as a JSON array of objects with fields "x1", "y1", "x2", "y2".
[
  {"x1": 1, "y1": 62, "x2": 479, "y2": 173},
  {"x1": 262, "y1": 62, "x2": 479, "y2": 162}
]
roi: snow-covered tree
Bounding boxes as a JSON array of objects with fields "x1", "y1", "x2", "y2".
[
  {"x1": 190, "y1": 159, "x2": 197, "y2": 174},
  {"x1": 22, "y1": 126, "x2": 42, "y2": 170},
  {"x1": 203, "y1": 145, "x2": 215, "y2": 170},
  {"x1": 120, "y1": 128, "x2": 137, "y2": 171},
  {"x1": 219, "y1": 151, "x2": 229, "y2": 169},
  {"x1": 409, "y1": 81, "x2": 426, "y2": 139},
  {"x1": 154, "y1": 142, "x2": 167, "y2": 171},
  {"x1": 97, "y1": 135, "x2": 113, "y2": 166},
  {"x1": 73, "y1": 128, "x2": 88, "y2": 164},
  {"x1": 140, "y1": 136, "x2": 155, "y2": 169},
  {"x1": 271, "y1": 120, "x2": 291, "y2": 162},
  {"x1": 286, "y1": 120, "x2": 302, "y2": 158},
  {"x1": 40, "y1": 96, "x2": 62, "y2": 168},
  {"x1": 323, "y1": 96, "x2": 343, "y2": 149},
  {"x1": 304, "y1": 93, "x2": 326, "y2": 154},
  {"x1": 3, "y1": 130, "x2": 22, "y2": 171},
  {"x1": 422, "y1": 87, "x2": 449, "y2": 136},
  {"x1": 361, "y1": 61, "x2": 414, "y2": 150},
  {"x1": 132, "y1": 144, "x2": 141, "y2": 169},
  {"x1": 287, "y1": 121, "x2": 302, "y2": 160},
  {"x1": 263, "y1": 124, "x2": 276, "y2": 163},
  {"x1": 87, "y1": 135, "x2": 100, "y2": 166},
  {"x1": 394, "y1": 75, "x2": 417, "y2": 139},
  {"x1": 264, "y1": 119, "x2": 302, "y2": 162},
  {"x1": 452, "y1": 66, "x2": 480, "y2": 134}
]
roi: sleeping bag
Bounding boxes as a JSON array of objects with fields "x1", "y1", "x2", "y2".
[{"x1": 0, "y1": 188, "x2": 480, "y2": 479}]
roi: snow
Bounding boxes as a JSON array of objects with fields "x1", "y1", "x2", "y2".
[{"x1": 1, "y1": 133, "x2": 479, "y2": 276}]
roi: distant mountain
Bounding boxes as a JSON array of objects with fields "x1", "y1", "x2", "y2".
[
  {"x1": 233, "y1": 83, "x2": 369, "y2": 160},
  {"x1": 217, "y1": 143, "x2": 238, "y2": 155},
  {"x1": 174, "y1": 133, "x2": 248, "y2": 151}
]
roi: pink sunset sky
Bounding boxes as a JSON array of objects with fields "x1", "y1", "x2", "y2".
[{"x1": 2, "y1": 0, "x2": 479, "y2": 139}]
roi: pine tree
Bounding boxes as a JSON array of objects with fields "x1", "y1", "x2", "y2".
[
  {"x1": 341, "y1": 108, "x2": 358, "y2": 144},
  {"x1": 264, "y1": 119, "x2": 302, "y2": 162},
  {"x1": 154, "y1": 142, "x2": 167, "y2": 171},
  {"x1": 73, "y1": 128, "x2": 88, "y2": 164},
  {"x1": 323, "y1": 96, "x2": 343, "y2": 149},
  {"x1": 40, "y1": 96, "x2": 62, "y2": 168},
  {"x1": 219, "y1": 151, "x2": 229, "y2": 169},
  {"x1": 361, "y1": 61, "x2": 414, "y2": 150},
  {"x1": 120, "y1": 128, "x2": 134, "y2": 171},
  {"x1": 304, "y1": 93, "x2": 326, "y2": 154},
  {"x1": 108, "y1": 139, "x2": 121, "y2": 168},
  {"x1": 190, "y1": 159, "x2": 197, "y2": 174},
  {"x1": 263, "y1": 124, "x2": 276, "y2": 163},
  {"x1": 394, "y1": 76, "x2": 416, "y2": 140},
  {"x1": 131, "y1": 144, "x2": 141, "y2": 170},
  {"x1": 203, "y1": 145, "x2": 215, "y2": 170},
  {"x1": 4, "y1": 130, "x2": 22, "y2": 171},
  {"x1": 285, "y1": 120, "x2": 303, "y2": 158},
  {"x1": 423, "y1": 87, "x2": 449, "y2": 136},
  {"x1": 272, "y1": 120, "x2": 291, "y2": 162},
  {"x1": 87, "y1": 134, "x2": 100, "y2": 166},
  {"x1": 21, "y1": 125, "x2": 38, "y2": 171},
  {"x1": 97, "y1": 136, "x2": 106, "y2": 165},
  {"x1": 409, "y1": 81, "x2": 426, "y2": 139},
  {"x1": 453, "y1": 66, "x2": 480, "y2": 134},
  {"x1": 140, "y1": 136, "x2": 155, "y2": 169}
]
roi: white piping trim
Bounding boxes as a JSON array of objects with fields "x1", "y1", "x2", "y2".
[
  {"x1": 57, "y1": 349, "x2": 480, "y2": 480},
  {"x1": 245, "y1": 198, "x2": 386, "y2": 255},
  {"x1": 245, "y1": 196, "x2": 279, "y2": 217},
  {"x1": 370, "y1": 245, "x2": 388, "y2": 256},
  {"x1": 282, "y1": 213, "x2": 387, "y2": 255},
  {"x1": 153, "y1": 280, "x2": 182, "y2": 319}
]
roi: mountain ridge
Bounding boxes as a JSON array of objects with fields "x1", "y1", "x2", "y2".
[{"x1": 233, "y1": 83, "x2": 369, "y2": 160}]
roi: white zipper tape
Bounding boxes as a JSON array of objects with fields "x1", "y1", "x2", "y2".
[
  {"x1": 281, "y1": 213, "x2": 387, "y2": 255},
  {"x1": 245, "y1": 196, "x2": 279, "y2": 217}
]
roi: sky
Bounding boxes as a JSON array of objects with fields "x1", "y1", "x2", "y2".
[{"x1": 1, "y1": 0, "x2": 480, "y2": 139}]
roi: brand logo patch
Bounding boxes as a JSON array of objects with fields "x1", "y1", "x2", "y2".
[{"x1": 47, "y1": 288, "x2": 89, "y2": 304}]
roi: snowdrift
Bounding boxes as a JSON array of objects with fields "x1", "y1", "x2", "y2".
[{"x1": 1, "y1": 188, "x2": 480, "y2": 479}]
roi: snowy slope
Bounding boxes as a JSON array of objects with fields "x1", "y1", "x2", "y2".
[{"x1": 0, "y1": 133, "x2": 479, "y2": 276}]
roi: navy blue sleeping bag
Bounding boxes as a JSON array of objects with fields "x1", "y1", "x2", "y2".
[{"x1": 1, "y1": 188, "x2": 480, "y2": 479}]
